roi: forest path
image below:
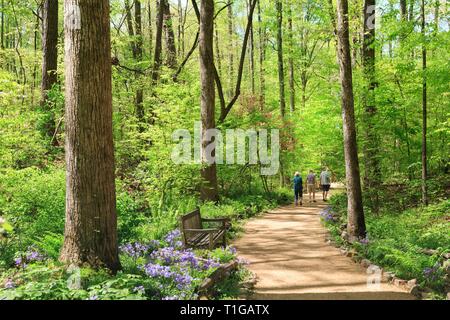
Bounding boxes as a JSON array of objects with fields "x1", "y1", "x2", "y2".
[{"x1": 233, "y1": 197, "x2": 416, "y2": 300}]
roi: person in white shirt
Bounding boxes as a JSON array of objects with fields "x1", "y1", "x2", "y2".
[{"x1": 320, "y1": 168, "x2": 331, "y2": 201}]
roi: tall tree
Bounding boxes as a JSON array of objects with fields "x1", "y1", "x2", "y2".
[
  {"x1": 362, "y1": 0, "x2": 381, "y2": 213},
  {"x1": 336, "y1": 0, "x2": 366, "y2": 240},
  {"x1": 163, "y1": 0, "x2": 177, "y2": 69},
  {"x1": 257, "y1": 0, "x2": 266, "y2": 110},
  {"x1": 152, "y1": 0, "x2": 164, "y2": 82},
  {"x1": 134, "y1": 0, "x2": 145, "y2": 130},
  {"x1": 41, "y1": 0, "x2": 58, "y2": 142},
  {"x1": 421, "y1": 0, "x2": 428, "y2": 205},
  {"x1": 276, "y1": 0, "x2": 286, "y2": 118},
  {"x1": 1, "y1": 0, "x2": 4, "y2": 50},
  {"x1": 287, "y1": 1, "x2": 295, "y2": 113},
  {"x1": 60, "y1": 0, "x2": 120, "y2": 272},
  {"x1": 227, "y1": 1, "x2": 234, "y2": 99},
  {"x1": 199, "y1": 0, "x2": 219, "y2": 202}
]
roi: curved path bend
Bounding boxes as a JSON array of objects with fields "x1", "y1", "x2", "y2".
[{"x1": 233, "y1": 200, "x2": 415, "y2": 300}]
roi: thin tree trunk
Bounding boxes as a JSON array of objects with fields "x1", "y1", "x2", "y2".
[
  {"x1": 276, "y1": 0, "x2": 286, "y2": 118},
  {"x1": 163, "y1": 0, "x2": 177, "y2": 69},
  {"x1": 421, "y1": 0, "x2": 428, "y2": 206},
  {"x1": 287, "y1": 2, "x2": 295, "y2": 113},
  {"x1": 135, "y1": 1, "x2": 145, "y2": 131},
  {"x1": 1, "y1": 0, "x2": 4, "y2": 50},
  {"x1": 362, "y1": 0, "x2": 381, "y2": 213},
  {"x1": 336, "y1": 0, "x2": 366, "y2": 240},
  {"x1": 214, "y1": 20, "x2": 222, "y2": 77},
  {"x1": 61, "y1": 0, "x2": 120, "y2": 272},
  {"x1": 400, "y1": 0, "x2": 407, "y2": 19},
  {"x1": 227, "y1": 1, "x2": 234, "y2": 99},
  {"x1": 148, "y1": 1, "x2": 153, "y2": 60},
  {"x1": 248, "y1": 0, "x2": 255, "y2": 95},
  {"x1": 257, "y1": 0, "x2": 265, "y2": 110},
  {"x1": 152, "y1": 0, "x2": 164, "y2": 82},
  {"x1": 199, "y1": 0, "x2": 219, "y2": 202}
]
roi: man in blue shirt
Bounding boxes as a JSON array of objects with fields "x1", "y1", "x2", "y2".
[{"x1": 293, "y1": 172, "x2": 303, "y2": 206}]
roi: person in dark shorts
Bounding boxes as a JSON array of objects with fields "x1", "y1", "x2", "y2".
[
  {"x1": 320, "y1": 168, "x2": 331, "y2": 201},
  {"x1": 293, "y1": 172, "x2": 303, "y2": 206}
]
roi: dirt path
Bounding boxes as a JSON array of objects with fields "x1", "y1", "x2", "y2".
[{"x1": 233, "y1": 199, "x2": 415, "y2": 300}]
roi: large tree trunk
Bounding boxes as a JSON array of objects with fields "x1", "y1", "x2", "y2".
[
  {"x1": 152, "y1": 0, "x2": 164, "y2": 82},
  {"x1": 362, "y1": 0, "x2": 381, "y2": 213},
  {"x1": 163, "y1": 0, "x2": 177, "y2": 69},
  {"x1": 60, "y1": 0, "x2": 121, "y2": 272},
  {"x1": 199, "y1": 0, "x2": 219, "y2": 202},
  {"x1": 276, "y1": 0, "x2": 286, "y2": 118},
  {"x1": 336, "y1": 0, "x2": 366, "y2": 240},
  {"x1": 41, "y1": 0, "x2": 58, "y2": 142},
  {"x1": 421, "y1": 0, "x2": 428, "y2": 206}
]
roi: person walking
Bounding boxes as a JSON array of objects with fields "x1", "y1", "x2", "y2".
[
  {"x1": 320, "y1": 167, "x2": 331, "y2": 201},
  {"x1": 307, "y1": 170, "x2": 317, "y2": 203},
  {"x1": 293, "y1": 172, "x2": 303, "y2": 206}
]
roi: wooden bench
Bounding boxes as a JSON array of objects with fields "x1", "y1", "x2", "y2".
[{"x1": 180, "y1": 209, "x2": 231, "y2": 250}]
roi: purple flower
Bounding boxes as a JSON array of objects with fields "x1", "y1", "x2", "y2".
[
  {"x1": 120, "y1": 242, "x2": 156, "y2": 259},
  {"x1": 201, "y1": 258, "x2": 221, "y2": 270},
  {"x1": 162, "y1": 295, "x2": 179, "y2": 300},
  {"x1": 237, "y1": 257, "x2": 250, "y2": 266},
  {"x1": 227, "y1": 246, "x2": 237, "y2": 255},
  {"x1": 173, "y1": 273, "x2": 193, "y2": 290},
  {"x1": 423, "y1": 264, "x2": 440, "y2": 281},
  {"x1": 14, "y1": 247, "x2": 45, "y2": 268},
  {"x1": 88, "y1": 295, "x2": 99, "y2": 300},
  {"x1": 164, "y1": 230, "x2": 182, "y2": 248},
  {"x1": 142, "y1": 263, "x2": 174, "y2": 278}
]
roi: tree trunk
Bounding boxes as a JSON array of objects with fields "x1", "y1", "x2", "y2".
[
  {"x1": 421, "y1": 0, "x2": 428, "y2": 206},
  {"x1": 41, "y1": 0, "x2": 58, "y2": 142},
  {"x1": 257, "y1": 0, "x2": 265, "y2": 111},
  {"x1": 60, "y1": 0, "x2": 121, "y2": 272},
  {"x1": 135, "y1": 1, "x2": 145, "y2": 131},
  {"x1": 287, "y1": 2, "x2": 295, "y2": 113},
  {"x1": 400, "y1": 0, "x2": 407, "y2": 19},
  {"x1": 148, "y1": 1, "x2": 153, "y2": 60},
  {"x1": 248, "y1": 0, "x2": 255, "y2": 95},
  {"x1": 276, "y1": 0, "x2": 286, "y2": 118},
  {"x1": 152, "y1": 0, "x2": 164, "y2": 82},
  {"x1": 336, "y1": 0, "x2": 366, "y2": 240},
  {"x1": 199, "y1": 0, "x2": 219, "y2": 202},
  {"x1": 1, "y1": 0, "x2": 4, "y2": 50},
  {"x1": 163, "y1": 0, "x2": 177, "y2": 69},
  {"x1": 362, "y1": 0, "x2": 381, "y2": 213},
  {"x1": 227, "y1": 1, "x2": 234, "y2": 99}
]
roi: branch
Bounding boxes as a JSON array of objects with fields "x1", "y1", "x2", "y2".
[{"x1": 218, "y1": 0, "x2": 257, "y2": 123}]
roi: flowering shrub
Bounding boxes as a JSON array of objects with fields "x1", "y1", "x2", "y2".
[{"x1": 14, "y1": 247, "x2": 46, "y2": 269}]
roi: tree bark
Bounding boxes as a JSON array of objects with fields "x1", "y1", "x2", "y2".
[
  {"x1": 1, "y1": 0, "x2": 4, "y2": 50},
  {"x1": 163, "y1": 0, "x2": 177, "y2": 69},
  {"x1": 60, "y1": 0, "x2": 121, "y2": 272},
  {"x1": 287, "y1": 2, "x2": 295, "y2": 113},
  {"x1": 421, "y1": 0, "x2": 428, "y2": 206},
  {"x1": 41, "y1": 0, "x2": 58, "y2": 140},
  {"x1": 152, "y1": 0, "x2": 164, "y2": 82},
  {"x1": 336, "y1": 0, "x2": 366, "y2": 240},
  {"x1": 199, "y1": 0, "x2": 219, "y2": 202},
  {"x1": 227, "y1": 1, "x2": 234, "y2": 99},
  {"x1": 362, "y1": 0, "x2": 381, "y2": 213},
  {"x1": 135, "y1": 1, "x2": 145, "y2": 131},
  {"x1": 257, "y1": 0, "x2": 265, "y2": 111},
  {"x1": 276, "y1": 0, "x2": 286, "y2": 118},
  {"x1": 248, "y1": 0, "x2": 255, "y2": 95}
]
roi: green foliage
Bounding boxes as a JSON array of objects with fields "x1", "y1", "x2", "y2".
[{"x1": 327, "y1": 193, "x2": 449, "y2": 295}]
